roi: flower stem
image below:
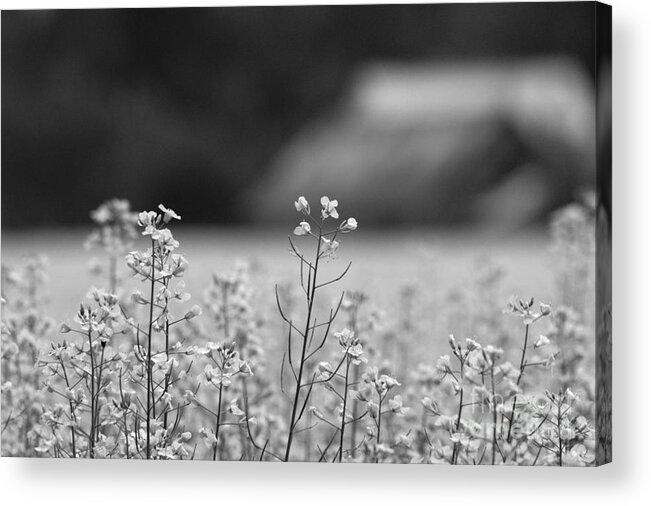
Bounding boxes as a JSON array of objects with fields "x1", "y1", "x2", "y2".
[
  {"x1": 87, "y1": 328, "x2": 95, "y2": 458},
  {"x1": 374, "y1": 396, "x2": 383, "y2": 463},
  {"x1": 284, "y1": 230, "x2": 321, "y2": 462},
  {"x1": 337, "y1": 358, "x2": 351, "y2": 462},
  {"x1": 490, "y1": 361, "x2": 498, "y2": 465},
  {"x1": 212, "y1": 381, "x2": 224, "y2": 461},
  {"x1": 506, "y1": 323, "x2": 529, "y2": 443},
  {"x1": 146, "y1": 239, "x2": 156, "y2": 459}
]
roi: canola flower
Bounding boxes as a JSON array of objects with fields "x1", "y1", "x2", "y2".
[{"x1": 0, "y1": 196, "x2": 597, "y2": 465}]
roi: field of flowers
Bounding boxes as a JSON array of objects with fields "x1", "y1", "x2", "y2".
[{"x1": 1, "y1": 195, "x2": 597, "y2": 465}]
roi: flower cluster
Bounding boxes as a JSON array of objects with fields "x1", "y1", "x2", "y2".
[
  {"x1": 292, "y1": 195, "x2": 357, "y2": 260},
  {"x1": 414, "y1": 296, "x2": 592, "y2": 466},
  {"x1": 531, "y1": 389, "x2": 594, "y2": 465},
  {"x1": 85, "y1": 199, "x2": 139, "y2": 292},
  {"x1": 505, "y1": 296, "x2": 552, "y2": 325},
  {"x1": 28, "y1": 203, "x2": 199, "y2": 460},
  {"x1": 85, "y1": 198, "x2": 139, "y2": 255},
  {"x1": 1, "y1": 257, "x2": 53, "y2": 456},
  {"x1": 2, "y1": 195, "x2": 597, "y2": 465},
  {"x1": 187, "y1": 341, "x2": 253, "y2": 459}
]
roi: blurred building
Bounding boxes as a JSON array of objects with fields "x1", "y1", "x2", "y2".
[
  {"x1": 1, "y1": 4, "x2": 599, "y2": 228},
  {"x1": 248, "y1": 58, "x2": 595, "y2": 229}
]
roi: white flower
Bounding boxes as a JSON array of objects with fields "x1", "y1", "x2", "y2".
[
  {"x1": 198, "y1": 427, "x2": 218, "y2": 448},
  {"x1": 534, "y1": 335, "x2": 550, "y2": 348},
  {"x1": 154, "y1": 228, "x2": 180, "y2": 252},
  {"x1": 560, "y1": 427, "x2": 576, "y2": 440},
  {"x1": 484, "y1": 345, "x2": 504, "y2": 362},
  {"x1": 339, "y1": 217, "x2": 357, "y2": 233},
  {"x1": 294, "y1": 196, "x2": 310, "y2": 214},
  {"x1": 293, "y1": 221, "x2": 311, "y2": 236},
  {"x1": 388, "y1": 395, "x2": 409, "y2": 415},
  {"x1": 319, "y1": 237, "x2": 339, "y2": 259},
  {"x1": 450, "y1": 432, "x2": 470, "y2": 446},
  {"x1": 131, "y1": 290, "x2": 149, "y2": 305},
  {"x1": 158, "y1": 204, "x2": 181, "y2": 223},
  {"x1": 422, "y1": 397, "x2": 440, "y2": 414},
  {"x1": 396, "y1": 433, "x2": 414, "y2": 447},
  {"x1": 138, "y1": 211, "x2": 157, "y2": 228},
  {"x1": 184, "y1": 305, "x2": 202, "y2": 320},
  {"x1": 173, "y1": 281, "x2": 191, "y2": 303},
  {"x1": 228, "y1": 399, "x2": 245, "y2": 417},
  {"x1": 320, "y1": 196, "x2": 339, "y2": 219},
  {"x1": 436, "y1": 354, "x2": 451, "y2": 372},
  {"x1": 466, "y1": 338, "x2": 481, "y2": 351},
  {"x1": 335, "y1": 328, "x2": 355, "y2": 346}
]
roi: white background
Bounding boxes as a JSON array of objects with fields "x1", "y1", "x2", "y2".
[{"x1": 0, "y1": 0, "x2": 648, "y2": 504}]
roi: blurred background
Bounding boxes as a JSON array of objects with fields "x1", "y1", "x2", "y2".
[
  {"x1": 2, "y1": 3, "x2": 596, "y2": 229},
  {"x1": 1, "y1": 4, "x2": 598, "y2": 323}
]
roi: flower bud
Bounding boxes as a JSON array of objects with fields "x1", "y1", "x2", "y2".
[
  {"x1": 339, "y1": 217, "x2": 358, "y2": 233},
  {"x1": 184, "y1": 305, "x2": 202, "y2": 320},
  {"x1": 534, "y1": 335, "x2": 550, "y2": 348},
  {"x1": 367, "y1": 401, "x2": 379, "y2": 419},
  {"x1": 131, "y1": 291, "x2": 149, "y2": 305}
]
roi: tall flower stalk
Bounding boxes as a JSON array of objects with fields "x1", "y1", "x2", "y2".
[
  {"x1": 85, "y1": 199, "x2": 138, "y2": 294},
  {"x1": 278, "y1": 196, "x2": 357, "y2": 461},
  {"x1": 126, "y1": 204, "x2": 194, "y2": 459},
  {"x1": 504, "y1": 297, "x2": 551, "y2": 443}
]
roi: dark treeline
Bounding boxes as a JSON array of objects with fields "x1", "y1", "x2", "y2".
[{"x1": 2, "y1": 3, "x2": 596, "y2": 227}]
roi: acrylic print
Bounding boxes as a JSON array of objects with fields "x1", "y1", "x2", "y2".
[{"x1": 1, "y1": 3, "x2": 611, "y2": 465}]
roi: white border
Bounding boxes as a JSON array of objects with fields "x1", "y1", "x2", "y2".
[{"x1": 1, "y1": 0, "x2": 649, "y2": 504}]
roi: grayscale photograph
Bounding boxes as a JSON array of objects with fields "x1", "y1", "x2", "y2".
[{"x1": 1, "y1": 2, "x2": 611, "y2": 465}]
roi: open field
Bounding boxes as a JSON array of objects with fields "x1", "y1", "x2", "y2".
[
  {"x1": 1, "y1": 210, "x2": 597, "y2": 465},
  {"x1": 2, "y1": 227, "x2": 556, "y2": 321}
]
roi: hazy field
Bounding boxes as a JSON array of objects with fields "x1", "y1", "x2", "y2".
[
  {"x1": 2, "y1": 221, "x2": 596, "y2": 464},
  {"x1": 2, "y1": 226, "x2": 555, "y2": 322}
]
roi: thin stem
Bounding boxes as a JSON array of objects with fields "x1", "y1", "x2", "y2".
[
  {"x1": 490, "y1": 361, "x2": 498, "y2": 465},
  {"x1": 123, "y1": 410, "x2": 130, "y2": 459},
  {"x1": 163, "y1": 314, "x2": 170, "y2": 431},
  {"x1": 212, "y1": 382, "x2": 224, "y2": 461},
  {"x1": 93, "y1": 342, "x2": 106, "y2": 445},
  {"x1": 374, "y1": 395, "x2": 383, "y2": 463},
  {"x1": 507, "y1": 324, "x2": 529, "y2": 443},
  {"x1": 451, "y1": 359, "x2": 465, "y2": 465},
  {"x1": 348, "y1": 303, "x2": 361, "y2": 457},
  {"x1": 59, "y1": 359, "x2": 77, "y2": 457},
  {"x1": 119, "y1": 371, "x2": 130, "y2": 459},
  {"x1": 557, "y1": 397, "x2": 563, "y2": 467},
  {"x1": 284, "y1": 229, "x2": 322, "y2": 462},
  {"x1": 146, "y1": 239, "x2": 156, "y2": 459},
  {"x1": 337, "y1": 358, "x2": 351, "y2": 462},
  {"x1": 239, "y1": 375, "x2": 251, "y2": 460},
  {"x1": 87, "y1": 329, "x2": 96, "y2": 458}
]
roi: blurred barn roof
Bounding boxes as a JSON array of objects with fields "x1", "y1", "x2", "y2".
[{"x1": 246, "y1": 58, "x2": 595, "y2": 229}]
